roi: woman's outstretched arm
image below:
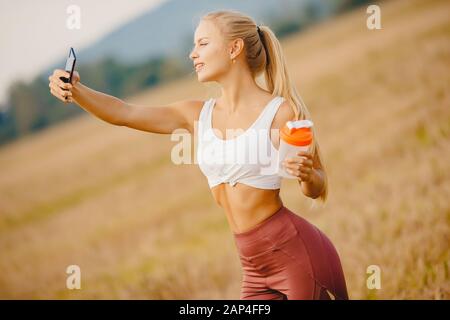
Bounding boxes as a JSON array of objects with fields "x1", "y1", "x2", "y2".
[{"x1": 49, "y1": 69, "x2": 202, "y2": 134}]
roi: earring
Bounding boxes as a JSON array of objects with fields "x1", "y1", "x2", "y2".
[{"x1": 232, "y1": 58, "x2": 235, "y2": 64}]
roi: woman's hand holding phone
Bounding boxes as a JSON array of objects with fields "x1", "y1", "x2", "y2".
[
  {"x1": 49, "y1": 47, "x2": 79, "y2": 103},
  {"x1": 48, "y1": 69, "x2": 80, "y2": 103}
]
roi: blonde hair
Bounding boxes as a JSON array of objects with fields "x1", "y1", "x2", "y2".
[{"x1": 201, "y1": 10, "x2": 328, "y2": 204}]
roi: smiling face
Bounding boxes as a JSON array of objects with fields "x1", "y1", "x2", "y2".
[{"x1": 189, "y1": 19, "x2": 233, "y2": 82}]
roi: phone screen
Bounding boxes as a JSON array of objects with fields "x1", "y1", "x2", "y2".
[{"x1": 62, "y1": 47, "x2": 76, "y2": 84}]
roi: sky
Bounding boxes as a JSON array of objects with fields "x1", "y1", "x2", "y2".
[{"x1": 0, "y1": 0, "x2": 168, "y2": 107}]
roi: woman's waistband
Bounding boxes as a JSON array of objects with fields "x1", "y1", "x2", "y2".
[{"x1": 233, "y1": 205, "x2": 299, "y2": 257}]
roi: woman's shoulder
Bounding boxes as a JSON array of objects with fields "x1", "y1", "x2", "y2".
[
  {"x1": 271, "y1": 99, "x2": 296, "y2": 130},
  {"x1": 170, "y1": 99, "x2": 211, "y2": 133},
  {"x1": 184, "y1": 98, "x2": 211, "y2": 117}
]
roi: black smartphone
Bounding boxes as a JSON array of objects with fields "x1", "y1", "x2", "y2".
[{"x1": 60, "y1": 47, "x2": 76, "y2": 84}]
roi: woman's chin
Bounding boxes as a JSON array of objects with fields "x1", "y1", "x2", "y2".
[
  {"x1": 196, "y1": 68, "x2": 219, "y2": 82},
  {"x1": 197, "y1": 73, "x2": 210, "y2": 82}
]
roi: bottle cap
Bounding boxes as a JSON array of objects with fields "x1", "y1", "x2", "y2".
[{"x1": 280, "y1": 120, "x2": 313, "y2": 146}]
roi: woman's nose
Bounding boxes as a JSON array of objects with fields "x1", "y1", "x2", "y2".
[{"x1": 189, "y1": 49, "x2": 198, "y2": 60}]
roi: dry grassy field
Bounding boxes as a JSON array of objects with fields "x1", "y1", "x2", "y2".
[{"x1": 0, "y1": 0, "x2": 448, "y2": 299}]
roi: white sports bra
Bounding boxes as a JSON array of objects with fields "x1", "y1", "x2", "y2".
[{"x1": 196, "y1": 96, "x2": 285, "y2": 189}]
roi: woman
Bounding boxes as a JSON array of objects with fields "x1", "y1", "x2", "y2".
[{"x1": 48, "y1": 10, "x2": 348, "y2": 300}]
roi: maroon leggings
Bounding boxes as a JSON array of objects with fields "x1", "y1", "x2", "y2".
[{"x1": 233, "y1": 205, "x2": 349, "y2": 300}]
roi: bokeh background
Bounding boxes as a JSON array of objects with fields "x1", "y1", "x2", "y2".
[{"x1": 0, "y1": 0, "x2": 448, "y2": 299}]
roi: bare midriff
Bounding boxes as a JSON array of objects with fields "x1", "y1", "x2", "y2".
[
  {"x1": 204, "y1": 92, "x2": 287, "y2": 234},
  {"x1": 211, "y1": 183, "x2": 283, "y2": 234}
]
